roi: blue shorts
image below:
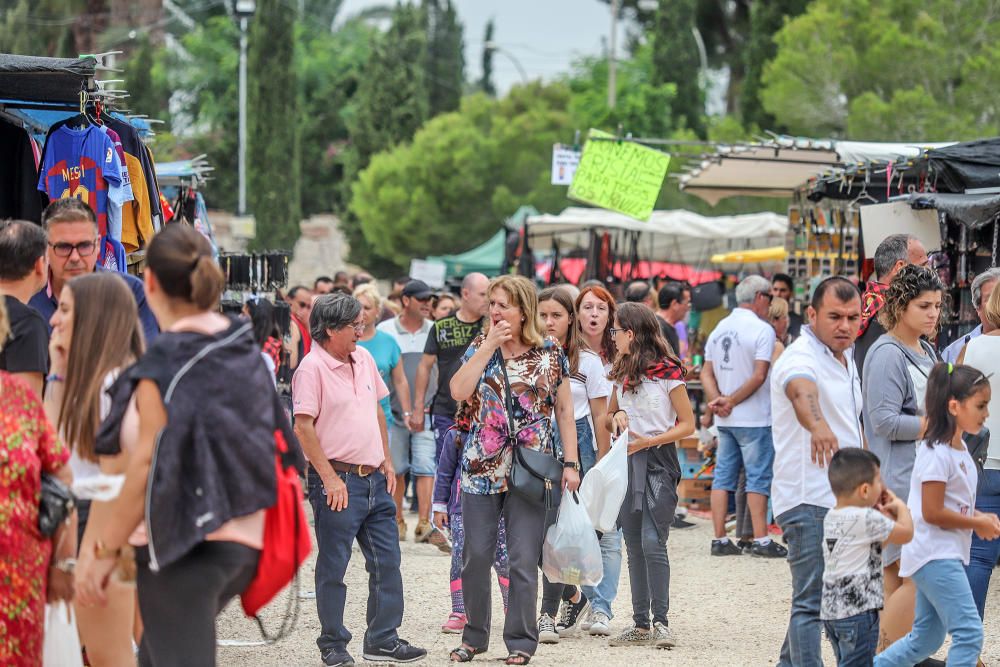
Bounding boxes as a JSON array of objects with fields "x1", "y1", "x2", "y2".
[
  {"x1": 390, "y1": 415, "x2": 437, "y2": 477},
  {"x1": 711, "y1": 426, "x2": 774, "y2": 496}
]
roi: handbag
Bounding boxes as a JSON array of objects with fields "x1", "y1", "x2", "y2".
[
  {"x1": 39, "y1": 473, "x2": 75, "y2": 538},
  {"x1": 241, "y1": 428, "x2": 312, "y2": 640},
  {"x1": 496, "y1": 350, "x2": 563, "y2": 509}
]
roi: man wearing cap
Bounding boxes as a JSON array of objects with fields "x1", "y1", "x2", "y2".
[{"x1": 377, "y1": 279, "x2": 442, "y2": 547}]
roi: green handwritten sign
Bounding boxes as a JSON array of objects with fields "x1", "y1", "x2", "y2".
[{"x1": 568, "y1": 129, "x2": 670, "y2": 221}]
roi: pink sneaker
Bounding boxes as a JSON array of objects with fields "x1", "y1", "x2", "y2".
[{"x1": 441, "y1": 613, "x2": 467, "y2": 634}]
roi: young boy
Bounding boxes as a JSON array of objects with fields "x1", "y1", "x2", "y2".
[{"x1": 821, "y1": 449, "x2": 914, "y2": 666}]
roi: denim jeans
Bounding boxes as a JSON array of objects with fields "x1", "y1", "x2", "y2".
[
  {"x1": 577, "y1": 417, "x2": 596, "y2": 474},
  {"x1": 875, "y1": 559, "x2": 984, "y2": 667},
  {"x1": 621, "y1": 500, "x2": 670, "y2": 627},
  {"x1": 432, "y1": 414, "x2": 455, "y2": 463},
  {"x1": 308, "y1": 468, "x2": 403, "y2": 653},
  {"x1": 581, "y1": 529, "x2": 623, "y2": 619},
  {"x1": 966, "y1": 468, "x2": 1000, "y2": 619},
  {"x1": 712, "y1": 426, "x2": 774, "y2": 495},
  {"x1": 777, "y1": 504, "x2": 827, "y2": 667},
  {"x1": 823, "y1": 610, "x2": 879, "y2": 667}
]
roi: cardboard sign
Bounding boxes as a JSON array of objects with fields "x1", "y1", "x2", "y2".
[
  {"x1": 568, "y1": 129, "x2": 670, "y2": 221},
  {"x1": 551, "y1": 144, "x2": 581, "y2": 185},
  {"x1": 409, "y1": 259, "x2": 447, "y2": 288},
  {"x1": 859, "y1": 201, "x2": 941, "y2": 256}
]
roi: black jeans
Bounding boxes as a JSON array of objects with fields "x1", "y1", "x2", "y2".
[
  {"x1": 308, "y1": 468, "x2": 404, "y2": 653},
  {"x1": 136, "y1": 541, "x2": 259, "y2": 667},
  {"x1": 621, "y1": 501, "x2": 671, "y2": 628},
  {"x1": 462, "y1": 490, "x2": 547, "y2": 656}
]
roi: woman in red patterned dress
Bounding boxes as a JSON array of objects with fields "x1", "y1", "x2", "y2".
[{"x1": 0, "y1": 298, "x2": 75, "y2": 666}]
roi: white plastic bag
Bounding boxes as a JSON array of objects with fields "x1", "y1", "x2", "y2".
[
  {"x1": 542, "y1": 491, "x2": 603, "y2": 586},
  {"x1": 43, "y1": 601, "x2": 83, "y2": 667},
  {"x1": 579, "y1": 430, "x2": 628, "y2": 532}
]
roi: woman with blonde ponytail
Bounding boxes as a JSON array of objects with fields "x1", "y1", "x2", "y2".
[{"x1": 75, "y1": 224, "x2": 302, "y2": 667}]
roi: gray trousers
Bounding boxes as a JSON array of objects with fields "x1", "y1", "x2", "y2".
[{"x1": 461, "y1": 490, "x2": 547, "y2": 656}]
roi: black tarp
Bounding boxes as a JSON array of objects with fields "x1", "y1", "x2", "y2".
[
  {"x1": 908, "y1": 192, "x2": 1000, "y2": 229},
  {"x1": 926, "y1": 138, "x2": 1000, "y2": 193},
  {"x1": 0, "y1": 54, "x2": 95, "y2": 104}
]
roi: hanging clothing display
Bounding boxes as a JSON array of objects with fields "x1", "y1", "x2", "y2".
[
  {"x1": 36, "y1": 123, "x2": 125, "y2": 237},
  {"x1": 105, "y1": 114, "x2": 162, "y2": 250},
  {"x1": 0, "y1": 118, "x2": 42, "y2": 222}
]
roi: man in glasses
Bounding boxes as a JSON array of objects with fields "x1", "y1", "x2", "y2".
[
  {"x1": 0, "y1": 220, "x2": 50, "y2": 396},
  {"x1": 286, "y1": 284, "x2": 314, "y2": 370},
  {"x1": 701, "y1": 274, "x2": 786, "y2": 558},
  {"x1": 29, "y1": 198, "x2": 159, "y2": 343},
  {"x1": 376, "y1": 279, "x2": 442, "y2": 548}
]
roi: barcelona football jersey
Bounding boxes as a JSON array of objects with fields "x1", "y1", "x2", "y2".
[{"x1": 37, "y1": 125, "x2": 123, "y2": 236}]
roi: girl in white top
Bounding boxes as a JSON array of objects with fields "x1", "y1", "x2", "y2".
[
  {"x1": 876, "y1": 363, "x2": 1000, "y2": 666},
  {"x1": 605, "y1": 303, "x2": 695, "y2": 649},
  {"x1": 44, "y1": 272, "x2": 145, "y2": 667}
]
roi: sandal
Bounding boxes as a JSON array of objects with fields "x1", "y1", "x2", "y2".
[
  {"x1": 450, "y1": 645, "x2": 485, "y2": 662},
  {"x1": 505, "y1": 651, "x2": 531, "y2": 665}
]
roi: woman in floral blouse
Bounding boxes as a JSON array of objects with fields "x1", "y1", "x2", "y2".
[
  {"x1": 0, "y1": 298, "x2": 75, "y2": 666},
  {"x1": 448, "y1": 275, "x2": 580, "y2": 666}
]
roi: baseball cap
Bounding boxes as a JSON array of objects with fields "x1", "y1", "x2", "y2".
[{"x1": 401, "y1": 279, "x2": 434, "y2": 299}]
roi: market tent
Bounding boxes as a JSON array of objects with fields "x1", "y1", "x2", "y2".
[
  {"x1": 427, "y1": 228, "x2": 507, "y2": 277},
  {"x1": 678, "y1": 136, "x2": 954, "y2": 205},
  {"x1": 0, "y1": 54, "x2": 95, "y2": 104},
  {"x1": 525, "y1": 207, "x2": 788, "y2": 267}
]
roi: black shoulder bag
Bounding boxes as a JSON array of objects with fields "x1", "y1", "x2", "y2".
[
  {"x1": 39, "y1": 473, "x2": 75, "y2": 538},
  {"x1": 496, "y1": 349, "x2": 563, "y2": 510}
]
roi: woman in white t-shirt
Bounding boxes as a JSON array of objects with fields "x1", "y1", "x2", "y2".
[
  {"x1": 877, "y1": 363, "x2": 1000, "y2": 666},
  {"x1": 44, "y1": 272, "x2": 145, "y2": 667},
  {"x1": 536, "y1": 287, "x2": 612, "y2": 641},
  {"x1": 605, "y1": 303, "x2": 695, "y2": 650}
]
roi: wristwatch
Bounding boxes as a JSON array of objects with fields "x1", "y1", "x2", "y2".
[
  {"x1": 52, "y1": 558, "x2": 76, "y2": 573},
  {"x1": 563, "y1": 460, "x2": 581, "y2": 471},
  {"x1": 403, "y1": 411, "x2": 413, "y2": 418}
]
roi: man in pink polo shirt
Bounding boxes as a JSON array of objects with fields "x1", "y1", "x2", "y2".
[{"x1": 293, "y1": 293, "x2": 427, "y2": 667}]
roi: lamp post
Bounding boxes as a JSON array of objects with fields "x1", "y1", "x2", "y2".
[
  {"x1": 483, "y1": 41, "x2": 528, "y2": 86},
  {"x1": 234, "y1": 0, "x2": 256, "y2": 217}
]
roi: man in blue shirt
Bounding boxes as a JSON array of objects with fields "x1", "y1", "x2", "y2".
[{"x1": 30, "y1": 199, "x2": 159, "y2": 342}]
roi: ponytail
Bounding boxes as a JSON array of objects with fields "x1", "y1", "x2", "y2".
[{"x1": 147, "y1": 224, "x2": 224, "y2": 309}]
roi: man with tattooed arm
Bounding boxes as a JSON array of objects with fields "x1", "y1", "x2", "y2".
[{"x1": 769, "y1": 276, "x2": 865, "y2": 667}]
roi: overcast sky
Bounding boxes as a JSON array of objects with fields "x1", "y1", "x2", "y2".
[{"x1": 337, "y1": 0, "x2": 630, "y2": 94}]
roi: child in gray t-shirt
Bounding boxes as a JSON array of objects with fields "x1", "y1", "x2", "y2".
[{"x1": 821, "y1": 449, "x2": 913, "y2": 666}]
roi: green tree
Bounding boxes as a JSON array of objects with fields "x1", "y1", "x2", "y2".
[
  {"x1": 0, "y1": 0, "x2": 77, "y2": 56},
  {"x1": 124, "y1": 34, "x2": 171, "y2": 124},
  {"x1": 479, "y1": 18, "x2": 496, "y2": 96},
  {"x1": 247, "y1": 0, "x2": 301, "y2": 249},
  {"x1": 351, "y1": 83, "x2": 572, "y2": 270},
  {"x1": 424, "y1": 0, "x2": 464, "y2": 117},
  {"x1": 761, "y1": 0, "x2": 1000, "y2": 140},
  {"x1": 651, "y1": 0, "x2": 705, "y2": 137},
  {"x1": 339, "y1": 1, "x2": 429, "y2": 270},
  {"x1": 741, "y1": 0, "x2": 809, "y2": 130}
]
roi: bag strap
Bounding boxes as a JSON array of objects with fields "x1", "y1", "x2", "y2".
[{"x1": 494, "y1": 349, "x2": 518, "y2": 439}]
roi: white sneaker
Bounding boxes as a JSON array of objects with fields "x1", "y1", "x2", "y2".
[
  {"x1": 537, "y1": 614, "x2": 559, "y2": 644},
  {"x1": 652, "y1": 621, "x2": 676, "y2": 649},
  {"x1": 588, "y1": 611, "x2": 611, "y2": 637},
  {"x1": 580, "y1": 609, "x2": 594, "y2": 632}
]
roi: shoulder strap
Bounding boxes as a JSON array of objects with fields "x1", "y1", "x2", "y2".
[{"x1": 494, "y1": 348, "x2": 517, "y2": 436}]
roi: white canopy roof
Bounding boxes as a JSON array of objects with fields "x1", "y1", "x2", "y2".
[
  {"x1": 525, "y1": 207, "x2": 788, "y2": 267},
  {"x1": 678, "y1": 136, "x2": 955, "y2": 205}
]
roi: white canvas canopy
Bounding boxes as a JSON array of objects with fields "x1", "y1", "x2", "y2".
[
  {"x1": 678, "y1": 136, "x2": 955, "y2": 205},
  {"x1": 524, "y1": 207, "x2": 788, "y2": 267}
]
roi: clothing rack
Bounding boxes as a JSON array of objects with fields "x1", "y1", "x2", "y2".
[{"x1": 220, "y1": 252, "x2": 290, "y2": 291}]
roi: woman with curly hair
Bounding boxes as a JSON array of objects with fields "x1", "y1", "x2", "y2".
[{"x1": 861, "y1": 264, "x2": 943, "y2": 649}]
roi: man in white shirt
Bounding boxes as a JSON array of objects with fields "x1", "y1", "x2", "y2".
[
  {"x1": 941, "y1": 267, "x2": 1000, "y2": 363},
  {"x1": 770, "y1": 276, "x2": 863, "y2": 667},
  {"x1": 702, "y1": 275, "x2": 785, "y2": 558}
]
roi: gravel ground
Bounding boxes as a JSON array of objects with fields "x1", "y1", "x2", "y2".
[{"x1": 216, "y1": 512, "x2": 1000, "y2": 666}]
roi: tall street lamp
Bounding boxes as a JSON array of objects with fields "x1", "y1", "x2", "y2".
[{"x1": 235, "y1": 0, "x2": 256, "y2": 217}]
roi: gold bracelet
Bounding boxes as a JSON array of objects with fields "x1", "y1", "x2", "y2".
[{"x1": 94, "y1": 539, "x2": 122, "y2": 560}]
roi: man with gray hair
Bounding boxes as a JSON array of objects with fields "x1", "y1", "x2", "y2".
[
  {"x1": 701, "y1": 275, "x2": 787, "y2": 558},
  {"x1": 293, "y1": 293, "x2": 427, "y2": 666},
  {"x1": 854, "y1": 233, "x2": 928, "y2": 375},
  {"x1": 942, "y1": 268, "x2": 1000, "y2": 363}
]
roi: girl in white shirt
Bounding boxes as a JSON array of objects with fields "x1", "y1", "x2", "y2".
[
  {"x1": 876, "y1": 363, "x2": 1000, "y2": 666},
  {"x1": 605, "y1": 303, "x2": 695, "y2": 650}
]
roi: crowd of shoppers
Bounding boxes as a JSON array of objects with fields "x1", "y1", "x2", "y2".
[{"x1": 7, "y1": 198, "x2": 1000, "y2": 667}]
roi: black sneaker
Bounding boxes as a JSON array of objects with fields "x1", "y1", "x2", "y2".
[
  {"x1": 556, "y1": 591, "x2": 590, "y2": 637},
  {"x1": 750, "y1": 540, "x2": 788, "y2": 559},
  {"x1": 736, "y1": 539, "x2": 753, "y2": 554},
  {"x1": 710, "y1": 539, "x2": 743, "y2": 556},
  {"x1": 671, "y1": 514, "x2": 695, "y2": 529},
  {"x1": 321, "y1": 648, "x2": 355, "y2": 667},
  {"x1": 362, "y1": 639, "x2": 427, "y2": 663}
]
